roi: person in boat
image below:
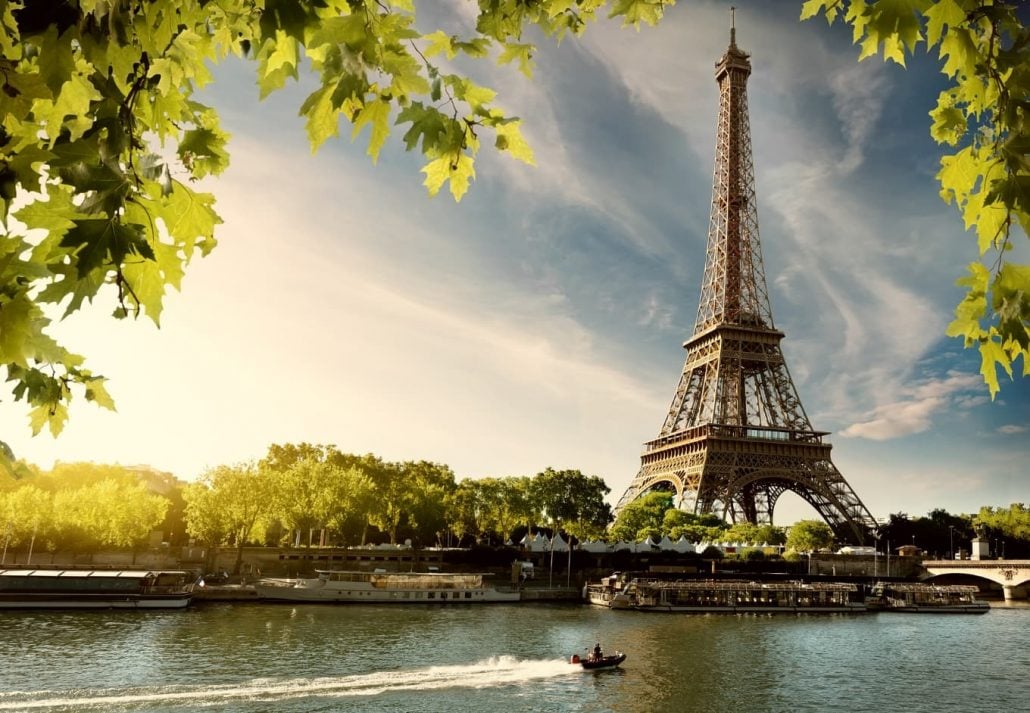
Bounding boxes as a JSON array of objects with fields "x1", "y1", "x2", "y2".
[{"x1": 593, "y1": 643, "x2": 603, "y2": 660}]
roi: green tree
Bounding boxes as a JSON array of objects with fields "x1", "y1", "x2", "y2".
[
  {"x1": 85, "y1": 478, "x2": 168, "y2": 555},
  {"x1": 183, "y1": 462, "x2": 274, "y2": 573},
  {"x1": 400, "y1": 460, "x2": 456, "y2": 546},
  {"x1": 608, "y1": 490, "x2": 674, "y2": 542},
  {"x1": 0, "y1": 0, "x2": 672, "y2": 454},
  {"x1": 363, "y1": 457, "x2": 407, "y2": 545},
  {"x1": 723, "y1": 522, "x2": 762, "y2": 545},
  {"x1": 786, "y1": 519, "x2": 836, "y2": 553},
  {"x1": 182, "y1": 480, "x2": 228, "y2": 549},
  {"x1": 270, "y1": 455, "x2": 352, "y2": 547},
  {"x1": 530, "y1": 467, "x2": 611, "y2": 542},
  {"x1": 801, "y1": 0, "x2": 1029, "y2": 395},
  {"x1": 323, "y1": 465, "x2": 376, "y2": 546},
  {"x1": 976, "y1": 503, "x2": 1030, "y2": 540},
  {"x1": 1, "y1": 484, "x2": 52, "y2": 563},
  {"x1": 446, "y1": 478, "x2": 484, "y2": 545}
]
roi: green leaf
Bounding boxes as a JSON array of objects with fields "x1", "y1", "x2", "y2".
[
  {"x1": 84, "y1": 377, "x2": 116, "y2": 411},
  {"x1": 60, "y1": 218, "x2": 154, "y2": 277},
  {"x1": 397, "y1": 102, "x2": 447, "y2": 153},
  {"x1": 161, "y1": 182, "x2": 221, "y2": 257},
  {"x1": 980, "y1": 337, "x2": 1011, "y2": 399},
  {"x1": 421, "y1": 153, "x2": 476, "y2": 201},
  {"x1": 34, "y1": 69, "x2": 101, "y2": 143},
  {"x1": 799, "y1": 0, "x2": 840, "y2": 22},
  {"x1": 300, "y1": 84, "x2": 341, "y2": 151},
  {"x1": 0, "y1": 293, "x2": 36, "y2": 366},
  {"x1": 929, "y1": 92, "x2": 966, "y2": 146},
  {"x1": 351, "y1": 98, "x2": 391, "y2": 163},
  {"x1": 36, "y1": 25, "x2": 77, "y2": 95},
  {"x1": 423, "y1": 30, "x2": 456, "y2": 59},
  {"x1": 939, "y1": 27, "x2": 978, "y2": 79},
  {"x1": 495, "y1": 120, "x2": 535, "y2": 165},
  {"x1": 498, "y1": 42, "x2": 536, "y2": 78},
  {"x1": 178, "y1": 127, "x2": 230, "y2": 178},
  {"x1": 937, "y1": 146, "x2": 981, "y2": 206},
  {"x1": 609, "y1": 0, "x2": 670, "y2": 28},
  {"x1": 924, "y1": 0, "x2": 966, "y2": 49}
]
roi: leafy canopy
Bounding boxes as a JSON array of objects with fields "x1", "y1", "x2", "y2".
[
  {"x1": 0, "y1": 0, "x2": 673, "y2": 459},
  {"x1": 2, "y1": 0, "x2": 1026, "y2": 476},
  {"x1": 801, "y1": 0, "x2": 1029, "y2": 396}
]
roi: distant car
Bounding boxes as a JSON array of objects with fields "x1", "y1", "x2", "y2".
[{"x1": 203, "y1": 570, "x2": 230, "y2": 585}]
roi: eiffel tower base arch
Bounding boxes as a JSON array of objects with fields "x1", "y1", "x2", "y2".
[{"x1": 616, "y1": 430, "x2": 875, "y2": 546}]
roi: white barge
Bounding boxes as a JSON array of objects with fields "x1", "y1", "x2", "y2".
[{"x1": 254, "y1": 570, "x2": 521, "y2": 603}]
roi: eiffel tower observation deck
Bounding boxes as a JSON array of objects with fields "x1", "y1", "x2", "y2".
[{"x1": 614, "y1": 17, "x2": 877, "y2": 545}]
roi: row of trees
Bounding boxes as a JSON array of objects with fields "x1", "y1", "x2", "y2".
[
  {"x1": 4, "y1": 448, "x2": 1029, "y2": 564},
  {"x1": 0, "y1": 443, "x2": 614, "y2": 572},
  {"x1": 608, "y1": 493, "x2": 1030, "y2": 559},
  {"x1": 182, "y1": 444, "x2": 612, "y2": 573},
  {"x1": 0, "y1": 463, "x2": 178, "y2": 563}
]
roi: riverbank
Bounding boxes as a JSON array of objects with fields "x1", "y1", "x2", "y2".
[{"x1": 194, "y1": 582, "x2": 583, "y2": 602}]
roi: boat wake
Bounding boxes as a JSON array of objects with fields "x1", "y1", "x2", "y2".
[{"x1": 0, "y1": 656, "x2": 577, "y2": 710}]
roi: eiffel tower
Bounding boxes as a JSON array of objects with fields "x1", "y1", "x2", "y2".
[{"x1": 614, "y1": 19, "x2": 877, "y2": 545}]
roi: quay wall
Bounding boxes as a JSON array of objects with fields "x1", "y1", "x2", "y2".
[{"x1": 2, "y1": 545, "x2": 924, "y2": 583}]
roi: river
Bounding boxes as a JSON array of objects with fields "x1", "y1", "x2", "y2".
[{"x1": 1, "y1": 601, "x2": 1028, "y2": 712}]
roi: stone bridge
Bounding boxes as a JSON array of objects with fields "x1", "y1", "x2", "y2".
[{"x1": 923, "y1": 560, "x2": 1030, "y2": 601}]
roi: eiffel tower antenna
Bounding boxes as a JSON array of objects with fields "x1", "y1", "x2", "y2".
[{"x1": 614, "y1": 17, "x2": 877, "y2": 544}]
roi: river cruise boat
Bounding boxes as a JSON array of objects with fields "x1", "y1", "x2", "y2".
[
  {"x1": 0, "y1": 569, "x2": 196, "y2": 609},
  {"x1": 585, "y1": 573, "x2": 635, "y2": 609},
  {"x1": 865, "y1": 582, "x2": 989, "y2": 613},
  {"x1": 587, "y1": 576, "x2": 866, "y2": 613},
  {"x1": 254, "y1": 570, "x2": 522, "y2": 603}
]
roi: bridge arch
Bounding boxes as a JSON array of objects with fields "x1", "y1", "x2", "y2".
[{"x1": 923, "y1": 560, "x2": 1030, "y2": 601}]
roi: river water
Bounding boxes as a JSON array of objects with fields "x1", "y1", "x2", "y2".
[{"x1": 1, "y1": 601, "x2": 1028, "y2": 712}]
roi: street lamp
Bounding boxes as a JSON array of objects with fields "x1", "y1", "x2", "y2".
[{"x1": 949, "y1": 526, "x2": 955, "y2": 560}]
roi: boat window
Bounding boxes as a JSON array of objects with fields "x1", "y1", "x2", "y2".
[{"x1": 428, "y1": 592, "x2": 435, "y2": 599}]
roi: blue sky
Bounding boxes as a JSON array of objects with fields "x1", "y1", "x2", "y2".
[{"x1": 3, "y1": 0, "x2": 1027, "y2": 524}]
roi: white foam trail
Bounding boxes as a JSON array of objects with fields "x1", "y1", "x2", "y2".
[{"x1": 0, "y1": 657, "x2": 578, "y2": 710}]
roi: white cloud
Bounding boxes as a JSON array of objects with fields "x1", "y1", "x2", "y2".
[
  {"x1": 998, "y1": 424, "x2": 1027, "y2": 435},
  {"x1": 841, "y1": 371, "x2": 984, "y2": 440}
]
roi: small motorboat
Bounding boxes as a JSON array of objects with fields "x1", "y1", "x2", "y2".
[{"x1": 570, "y1": 643, "x2": 626, "y2": 670}]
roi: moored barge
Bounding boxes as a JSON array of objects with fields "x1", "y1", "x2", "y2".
[
  {"x1": 587, "y1": 575, "x2": 866, "y2": 613},
  {"x1": 0, "y1": 569, "x2": 196, "y2": 609},
  {"x1": 254, "y1": 570, "x2": 521, "y2": 603},
  {"x1": 865, "y1": 582, "x2": 989, "y2": 614}
]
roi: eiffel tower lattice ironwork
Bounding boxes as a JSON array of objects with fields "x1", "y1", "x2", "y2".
[{"x1": 614, "y1": 22, "x2": 877, "y2": 545}]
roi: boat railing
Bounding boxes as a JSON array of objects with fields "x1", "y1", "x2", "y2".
[{"x1": 369, "y1": 573, "x2": 485, "y2": 590}]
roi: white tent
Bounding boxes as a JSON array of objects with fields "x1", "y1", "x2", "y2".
[
  {"x1": 521, "y1": 532, "x2": 551, "y2": 553},
  {"x1": 549, "y1": 533, "x2": 569, "y2": 552},
  {"x1": 672, "y1": 536, "x2": 696, "y2": 553},
  {"x1": 657, "y1": 535, "x2": 676, "y2": 551},
  {"x1": 579, "y1": 539, "x2": 610, "y2": 553}
]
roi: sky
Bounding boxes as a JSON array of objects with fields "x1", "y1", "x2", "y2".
[{"x1": 2, "y1": 0, "x2": 1027, "y2": 525}]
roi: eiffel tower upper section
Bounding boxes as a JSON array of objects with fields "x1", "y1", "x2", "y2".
[{"x1": 661, "y1": 24, "x2": 813, "y2": 439}]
